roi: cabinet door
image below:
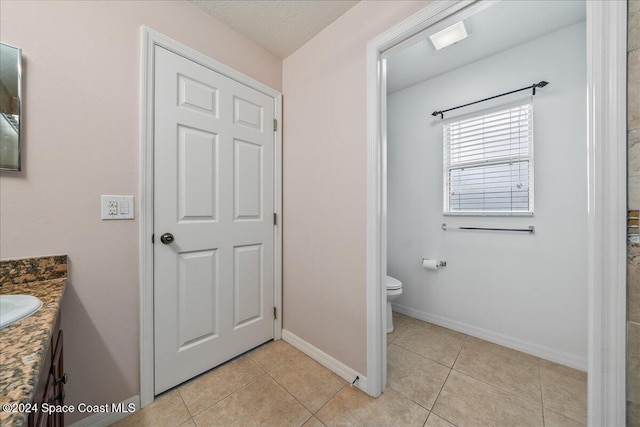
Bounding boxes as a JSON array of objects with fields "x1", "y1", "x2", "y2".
[
  {"x1": 29, "y1": 338, "x2": 52, "y2": 427},
  {"x1": 29, "y1": 321, "x2": 64, "y2": 427},
  {"x1": 35, "y1": 373, "x2": 55, "y2": 427},
  {"x1": 52, "y1": 330, "x2": 63, "y2": 393},
  {"x1": 51, "y1": 330, "x2": 64, "y2": 427}
]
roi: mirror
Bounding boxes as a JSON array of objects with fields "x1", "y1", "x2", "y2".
[{"x1": 0, "y1": 43, "x2": 22, "y2": 171}]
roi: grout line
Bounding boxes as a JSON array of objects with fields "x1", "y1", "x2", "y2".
[
  {"x1": 420, "y1": 410, "x2": 432, "y2": 427},
  {"x1": 410, "y1": 326, "x2": 543, "y2": 421},
  {"x1": 425, "y1": 411, "x2": 459, "y2": 427},
  {"x1": 422, "y1": 319, "x2": 462, "y2": 416},
  {"x1": 313, "y1": 384, "x2": 347, "y2": 418},
  {"x1": 175, "y1": 391, "x2": 192, "y2": 425},
  {"x1": 386, "y1": 383, "x2": 433, "y2": 411},
  {"x1": 543, "y1": 408, "x2": 587, "y2": 426},
  {"x1": 447, "y1": 337, "x2": 544, "y2": 407},
  {"x1": 249, "y1": 342, "x2": 301, "y2": 373},
  {"x1": 263, "y1": 352, "x2": 348, "y2": 418},
  {"x1": 266, "y1": 369, "x2": 318, "y2": 414},
  {"x1": 538, "y1": 360, "x2": 589, "y2": 425},
  {"x1": 390, "y1": 316, "x2": 468, "y2": 368},
  {"x1": 389, "y1": 342, "x2": 456, "y2": 371},
  {"x1": 392, "y1": 312, "x2": 556, "y2": 425},
  {"x1": 396, "y1": 313, "x2": 590, "y2": 427},
  {"x1": 386, "y1": 337, "x2": 456, "y2": 414},
  {"x1": 451, "y1": 335, "x2": 466, "y2": 368},
  {"x1": 189, "y1": 373, "x2": 267, "y2": 419},
  {"x1": 264, "y1": 370, "x2": 316, "y2": 421},
  {"x1": 246, "y1": 355, "x2": 267, "y2": 374},
  {"x1": 449, "y1": 334, "x2": 545, "y2": 408},
  {"x1": 412, "y1": 317, "x2": 469, "y2": 341},
  {"x1": 387, "y1": 322, "x2": 411, "y2": 344},
  {"x1": 448, "y1": 368, "x2": 544, "y2": 409},
  {"x1": 176, "y1": 350, "x2": 268, "y2": 417},
  {"x1": 300, "y1": 414, "x2": 314, "y2": 427},
  {"x1": 430, "y1": 367, "x2": 453, "y2": 420}
]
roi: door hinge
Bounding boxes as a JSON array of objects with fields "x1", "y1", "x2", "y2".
[
  {"x1": 274, "y1": 213, "x2": 277, "y2": 226},
  {"x1": 152, "y1": 234, "x2": 154, "y2": 244},
  {"x1": 273, "y1": 119, "x2": 278, "y2": 131},
  {"x1": 273, "y1": 307, "x2": 277, "y2": 319}
]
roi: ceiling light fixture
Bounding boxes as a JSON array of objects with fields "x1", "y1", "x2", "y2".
[{"x1": 429, "y1": 21, "x2": 468, "y2": 51}]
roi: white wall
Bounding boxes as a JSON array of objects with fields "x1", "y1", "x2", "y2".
[{"x1": 387, "y1": 22, "x2": 587, "y2": 368}]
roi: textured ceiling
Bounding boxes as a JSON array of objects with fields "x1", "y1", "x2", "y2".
[{"x1": 191, "y1": 0, "x2": 359, "y2": 58}]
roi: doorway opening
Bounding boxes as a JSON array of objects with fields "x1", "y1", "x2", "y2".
[{"x1": 366, "y1": 2, "x2": 627, "y2": 426}]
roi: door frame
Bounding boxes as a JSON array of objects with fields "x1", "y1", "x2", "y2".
[
  {"x1": 365, "y1": 1, "x2": 627, "y2": 425},
  {"x1": 139, "y1": 26, "x2": 283, "y2": 408}
]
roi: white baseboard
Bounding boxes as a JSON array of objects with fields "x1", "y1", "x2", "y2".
[
  {"x1": 392, "y1": 303, "x2": 587, "y2": 371},
  {"x1": 68, "y1": 395, "x2": 140, "y2": 427},
  {"x1": 281, "y1": 329, "x2": 368, "y2": 393}
]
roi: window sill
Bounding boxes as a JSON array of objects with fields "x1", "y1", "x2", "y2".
[{"x1": 443, "y1": 211, "x2": 534, "y2": 217}]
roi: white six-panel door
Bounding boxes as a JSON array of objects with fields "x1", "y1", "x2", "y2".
[{"x1": 153, "y1": 46, "x2": 275, "y2": 393}]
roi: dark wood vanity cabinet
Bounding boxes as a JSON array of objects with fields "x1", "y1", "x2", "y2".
[{"x1": 28, "y1": 316, "x2": 66, "y2": 427}]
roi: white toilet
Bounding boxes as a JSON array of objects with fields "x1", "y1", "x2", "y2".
[{"x1": 386, "y1": 275, "x2": 403, "y2": 333}]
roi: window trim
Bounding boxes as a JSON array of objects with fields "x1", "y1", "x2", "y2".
[{"x1": 442, "y1": 101, "x2": 535, "y2": 216}]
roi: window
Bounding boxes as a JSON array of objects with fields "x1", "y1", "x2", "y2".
[{"x1": 443, "y1": 102, "x2": 533, "y2": 215}]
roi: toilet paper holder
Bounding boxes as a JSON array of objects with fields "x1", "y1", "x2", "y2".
[{"x1": 422, "y1": 258, "x2": 446, "y2": 267}]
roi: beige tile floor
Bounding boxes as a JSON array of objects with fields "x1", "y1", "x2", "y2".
[{"x1": 113, "y1": 313, "x2": 587, "y2": 427}]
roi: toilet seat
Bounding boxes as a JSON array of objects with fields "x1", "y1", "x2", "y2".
[
  {"x1": 387, "y1": 287, "x2": 402, "y2": 296},
  {"x1": 386, "y1": 275, "x2": 402, "y2": 290}
]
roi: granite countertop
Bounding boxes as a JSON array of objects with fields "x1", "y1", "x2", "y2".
[{"x1": 0, "y1": 256, "x2": 67, "y2": 427}]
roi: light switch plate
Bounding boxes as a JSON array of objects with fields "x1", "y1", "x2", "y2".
[{"x1": 101, "y1": 195, "x2": 134, "y2": 220}]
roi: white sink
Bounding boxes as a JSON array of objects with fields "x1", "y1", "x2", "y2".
[{"x1": 0, "y1": 295, "x2": 43, "y2": 328}]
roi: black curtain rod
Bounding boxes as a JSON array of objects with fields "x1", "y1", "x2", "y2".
[{"x1": 431, "y1": 81, "x2": 549, "y2": 120}]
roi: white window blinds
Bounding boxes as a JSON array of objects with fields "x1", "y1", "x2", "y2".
[{"x1": 443, "y1": 103, "x2": 534, "y2": 215}]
